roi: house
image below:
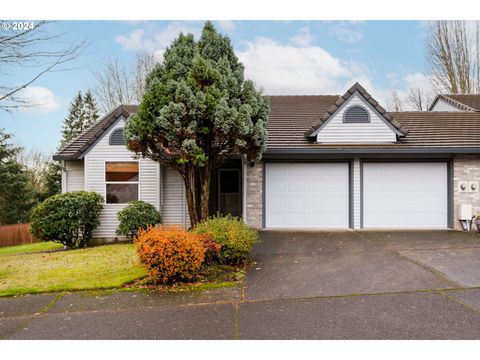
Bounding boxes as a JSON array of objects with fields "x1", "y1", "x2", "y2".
[
  {"x1": 53, "y1": 83, "x2": 480, "y2": 239},
  {"x1": 429, "y1": 94, "x2": 480, "y2": 112}
]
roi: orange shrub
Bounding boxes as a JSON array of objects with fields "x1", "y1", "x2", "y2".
[{"x1": 134, "y1": 225, "x2": 207, "y2": 283}]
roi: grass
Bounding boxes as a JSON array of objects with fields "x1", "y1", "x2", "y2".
[
  {"x1": 0, "y1": 243, "x2": 147, "y2": 297},
  {"x1": 0, "y1": 242, "x2": 64, "y2": 257}
]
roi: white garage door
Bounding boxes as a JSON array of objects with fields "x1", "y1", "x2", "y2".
[
  {"x1": 265, "y1": 163, "x2": 349, "y2": 228},
  {"x1": 363, "y1": 162, "x2": 448, "y2": 228}
]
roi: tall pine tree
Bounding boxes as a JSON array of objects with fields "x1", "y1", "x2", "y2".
[
  {"x1": 0, "y1": 129, "x2": 35, "y2": 224},
  {"x1": 60, "y1": 91, "x2": 100, "y2": 148},
  {"x1": 84, "y1": 90, "x2": 100, "y2": 127}
]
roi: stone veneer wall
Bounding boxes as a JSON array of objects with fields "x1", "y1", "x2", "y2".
[
  {"x1": 453, "y1": 155, "x2": 480, "y2": 230},
  {"x1": 245, "y1": 162, "x2": 263, "y2": 229}
]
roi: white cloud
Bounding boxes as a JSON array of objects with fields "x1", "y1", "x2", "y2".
[
  {"x1": 16, "y1": 86, "x2": 61, "y2": 113},
  {"x1": 329, "y1": 22, "x2": 363, "y2": 43},
  {"x1": 237, "y1": 37, "x2": 370, "y2": 95},
  {"x1": 216, "y1": 20, "x2": 235, "y2": 32},
  {"x1": 289, "y1": 27, "x2": 314, "y2": 47},
  {"x1": 115, "y1": 22, "x2": 202, "y2": 53}
]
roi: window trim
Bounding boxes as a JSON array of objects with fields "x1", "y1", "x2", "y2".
[
  {"x1": 109, "y1": 128, "x2": 125, "y2": 146},
  {"x1": 104, "y1": 160, "x2": 140, "y2": 204},
  {"x1": 342, "y1": 105, "x2": 370, "y2": 123}
]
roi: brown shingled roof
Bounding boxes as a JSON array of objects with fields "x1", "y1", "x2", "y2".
[
  {"x1": 266, "y1": 95, "x2": 340, "y2": 148},
  {"x1": 441, "y1": 94, "x2": 480, "y2": 111},
  {"x1": 53, "y1": 94, "x2": 480, "y2": 161},
  {"x1": 53, "y1": 105, "x2": 138, "y2": 160}
]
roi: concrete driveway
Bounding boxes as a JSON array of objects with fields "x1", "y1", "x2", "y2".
[
  {"x1": 246, "y1": 230, "x2": 480, "y2": 300},
  {"x1": 2, "y1": 230, "x2": 480, "y2": 339}
]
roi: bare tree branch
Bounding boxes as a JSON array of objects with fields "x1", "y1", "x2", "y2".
[
  {"x1": 427, "y1": 20, "x2": 480, "y2": 94},
  {"x1": 0, "y1": 21, "x2": 88, "y2": 111},
  {"x1": 93, "y1": 51, "x2": 158, "y2": 113}
]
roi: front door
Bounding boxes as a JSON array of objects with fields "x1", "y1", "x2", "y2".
[{"x1": 218, "y1": 169, "x2": 242, "y2": 217}]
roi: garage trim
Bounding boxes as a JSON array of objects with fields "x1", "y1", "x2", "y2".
[
  {"x1": 359, "y1": 159, "x2": 453, "y2": 229},
  {"x1": 262, "y1": 159, "x2": 354, "y2": 229}
]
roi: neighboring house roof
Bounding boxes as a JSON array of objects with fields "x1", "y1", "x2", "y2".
[
  {"x1": 428, "y1": 94, "x2": 480, "y2": 112},
  {"x1": 304, "y1": 82, "x2": 407, "y2": 138},
  {"x1": 53, "y1": 105, "x2": 137, "y2": 160},
  {"x1": 53, "y1": 88, "x2": 480, "y2": 161}
]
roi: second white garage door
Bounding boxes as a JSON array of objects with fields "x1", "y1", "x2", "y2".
[
  {"x1": 363, "y1": 162, "x2": 448, "y2": 228},
  {"x1": 265, "y1": 163, "x2": 349, "y2": 228}
]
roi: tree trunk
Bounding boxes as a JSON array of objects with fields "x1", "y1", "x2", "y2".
[
  {"x1": 181, "y1": 163, "x2": 213, "y2": 228},
  {"x1": 199, "y1": 164, "x2": 211, "y2": 222},
  {"x1": 183, "y1": 166, "x2": 199, "y2": 227}
]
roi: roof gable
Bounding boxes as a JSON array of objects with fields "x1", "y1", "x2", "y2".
[
  {"x1": 305, "y1": 82, "x2": 407, "y2": 138},
  {"x1": 428, "y1": 94, "x2": 480, "y2": 112},
  {"x1": 53, "y1": 105, "x2": 137, "y2": 161}
]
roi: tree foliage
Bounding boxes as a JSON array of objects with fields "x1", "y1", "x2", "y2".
[
  {"x1": 124, "y1": 22, "x2": 269, "y2": 225},
  {"x1": 60, "y1": 90, "x2": 99, "y2": 147},
  {"x1": 0, "y1": 129, "x2": 36, "y2": 224},
  {"x1": 16, "y1": 148, "x2": 62, "y2": 202}
]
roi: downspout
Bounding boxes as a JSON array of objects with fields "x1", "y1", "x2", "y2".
[{"x1": 61, "y1": 160, "x2": 67, "y2": 193}]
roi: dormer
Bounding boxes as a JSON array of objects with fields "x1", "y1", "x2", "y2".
[{"x1": 305, "y1": 82, "x2": 407, "y2": 143}]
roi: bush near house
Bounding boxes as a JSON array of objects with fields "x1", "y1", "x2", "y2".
[
  {"x1": 193, "y1": 215, "x2": 258, "y2": 264},
  {"x1": 116, "y1": 200, "x2": 161, "y2": 239},
  {"x1": 134, "y1": 225, "x2": 208, "y2": 284},
  {"x1": 30, "y1": 191, "x2": 103, "y2": 249}
]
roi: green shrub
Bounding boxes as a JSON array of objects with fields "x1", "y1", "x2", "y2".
[
  {"x1": 116, "y1": 200, "x2": 161, "y2": 239},
  {"x1": 193, "y1": 215, "x2": 258, "y2": 264},
  {"x1": 30, "y1": 191, "x2": 103, "y2": 248}
]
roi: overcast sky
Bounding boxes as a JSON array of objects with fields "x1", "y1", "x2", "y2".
[{"x1": 0, "y1": 20, "x2": 432, "y2": 154}]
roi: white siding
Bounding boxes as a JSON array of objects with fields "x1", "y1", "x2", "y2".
[
  {"x1": 162, "y1": 167, "x2": 189, "y2": 227},
  {"x1": 430, "y1": 99, "x2": 462, "y2": 112},
  {"x1": 64, "y1": 160, "x2": 84, "y2": 192},
  {"x1": 316, "y1": 94, "x2": 397, "y2": 143},
  {"x1": 353, "y1": 157, "x2": 361, "y2": 229},
  {"x1": 84, "y1": 117, "x2": 160, "y2": 239}
]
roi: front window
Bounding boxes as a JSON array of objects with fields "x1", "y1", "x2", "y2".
[{"x1": 105, "y1": 162, "x2": 139, "y2": 204}]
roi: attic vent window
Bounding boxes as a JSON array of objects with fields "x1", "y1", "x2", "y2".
[
  {"x1": 109, "y1": 128, "x2": 125, "y2": 145},
  {"x1": 343, "y1": 106, "x2": 370, "y2": 123}
]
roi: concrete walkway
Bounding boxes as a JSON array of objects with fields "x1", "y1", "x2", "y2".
[{"x1": 2, "y1": 230, "x2": 480, "y2": 339}]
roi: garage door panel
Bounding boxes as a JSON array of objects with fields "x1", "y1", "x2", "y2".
[
  {"x1": 266, "y1": 163, "x2": 349, "y2": 228},
  {"x1": 363, "y1": 162, "x2": 447, "y2": 228}
]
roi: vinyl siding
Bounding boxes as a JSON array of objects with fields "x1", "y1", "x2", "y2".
[
  {"x1": 64, "y1": 160, "x2": 84, "y2": 192},
  {"x1": 161, "y1": 167, "x2": 190, "y2": 228},
  {"x1": 84, "y1": 117, "x2": 160, "y2": 239},
  {"x1": 430, "y1": 99, "x2": 462, "y2": 112},
  {"x1": 316, "y1": 94, "x2": 397, "y2": 143}
]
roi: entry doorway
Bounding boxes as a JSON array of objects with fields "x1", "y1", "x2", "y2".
[{"x1": 218, "y1": 168, "x2": 242, "y2": 217}]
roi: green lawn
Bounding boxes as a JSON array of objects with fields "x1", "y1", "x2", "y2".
[
  {"x1": 0, "y1": 243, "x2": 147, "y2": 296},
  {"x1": 0, "y1": 242, "x2": 63, "y2": 257}
]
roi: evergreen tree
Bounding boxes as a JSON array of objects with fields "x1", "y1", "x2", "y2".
[
  {"x1": 125, "y1": 22, "x2": 269, "y2": 225},
  {"x1": 61, "y1": 91, "x2": 85, "y2": 147},
  {"x1": 60, "y1": 90, "x2": 100, "y2": 148},
  {"x1": 0, "y1": 129, "x2": 36, "y2": 224},
  {"x1": 40, "y1": 161, "x2": 62, "y2": 200},
  {"x1": 84, "y1": 90, "x2": 100, "y2": 127}
]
